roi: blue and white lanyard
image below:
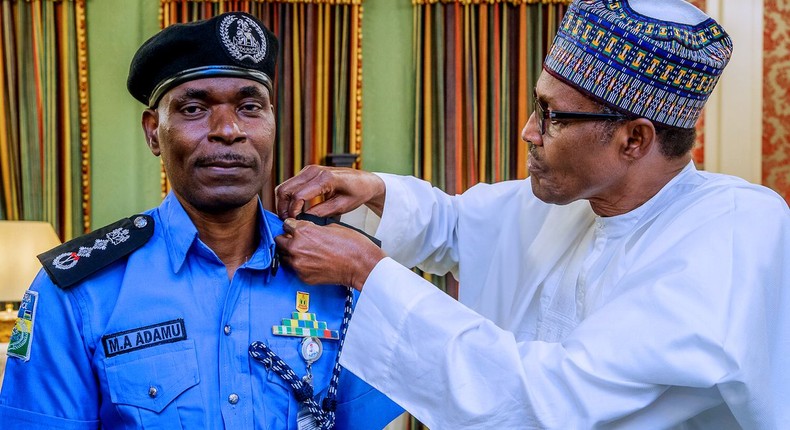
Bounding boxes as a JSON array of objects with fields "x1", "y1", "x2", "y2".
[{"x1": 249, "y1": 286, "x2": 354, "y2": 430}]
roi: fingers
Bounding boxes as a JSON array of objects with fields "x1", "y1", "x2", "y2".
[
  {"x1": 303, "y1": 197, "x2": 349, "y2": 218},
  {"x1": 274, "y1": 218, "x2": 386, "y2": 290},
  {"x1": 275, "y1": 165, "x2": 324, "y2": 219},
  {"x1": 275, "y1": 165, "x2": 383, "y2": 220}
]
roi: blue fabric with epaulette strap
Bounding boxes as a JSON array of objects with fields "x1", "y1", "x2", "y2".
[
  {"x1": 0, "y1": 192, "x2": 401, "y2": 429},
  {"x1": 37, "y1": 214, "x2": 154, "y2": 289}
]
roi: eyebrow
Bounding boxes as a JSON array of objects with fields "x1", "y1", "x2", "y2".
[
  {"x1": 174, "y1": 88, "x2": 210, "y2": 103},
  {"x1": 172, "y1": 85, "x2": 268, "y2": 104},
  {"x1": 238, "y1": 85, "x2": 267, "y2": 99}
]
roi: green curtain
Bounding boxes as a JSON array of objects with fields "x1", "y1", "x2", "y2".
[
  {"x1": 159, "y1": 0, "x2": 364, "y2": 209},
  {"x1": 0, "y1": 0, "x2": 90, "y2": 239}
]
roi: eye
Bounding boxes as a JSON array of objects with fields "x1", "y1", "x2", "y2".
[
  {"x1": 241, "y1": 103, "x2": 262, "y2": 111},
  {"x1": 239, "y1": 101, "x2": 267, "y2": 116},
  {"x1": 179, "y1": 104, "x2": 206, "y2": 116}
]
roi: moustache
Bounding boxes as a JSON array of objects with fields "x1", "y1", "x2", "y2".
[
  {"x1": 195, "y1": 153, "x2": 256, "y2": 167},
  {"x1": 527, "y1": 141, "x2": 540, "y2": 161}
]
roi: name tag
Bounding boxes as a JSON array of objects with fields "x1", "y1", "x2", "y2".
[{"x1": 102, "y1": 319, "x2": 187, "y2": 357}]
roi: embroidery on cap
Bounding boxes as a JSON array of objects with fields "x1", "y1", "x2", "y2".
[
  {"x1": 51, "y1": 227, "x2": 130, "y2": 270},
  {"x1": 7, "y1": 290, "x2": 39, "y2": 361},
  {"x1": 220, "y1": 14, "x2": 267, "y2": 64}
]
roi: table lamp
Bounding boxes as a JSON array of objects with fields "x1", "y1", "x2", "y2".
[{"x1": 0, "y1": 221, "x2": 62, "y2": 342}]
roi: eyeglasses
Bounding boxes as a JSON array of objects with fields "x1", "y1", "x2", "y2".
[{"x1": 532, "y1": 97, "x2": 628, "y2": 135}]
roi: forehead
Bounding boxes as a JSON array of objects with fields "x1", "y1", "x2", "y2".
[{"x1": 162, "y1": 77, "x2": 270, "y2": 102}]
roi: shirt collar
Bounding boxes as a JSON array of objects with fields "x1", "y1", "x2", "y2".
[
  {"x1": 595, "y1": 161, "x2": 700, "y2": 236},
  {"x1": 156, "y1": 192, "x2": 277, "y2": 274}
]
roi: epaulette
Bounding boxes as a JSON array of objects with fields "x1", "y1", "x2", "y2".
[{"x1": 37, "y1": 214, "x2": 155, "y2": 289}]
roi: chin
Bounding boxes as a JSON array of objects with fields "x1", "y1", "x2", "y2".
[
  {"x1": 530, "y1": 177, "x2": 575, "y2": 206},
  {"x1": 178, "y1": 186, "x2": 260, "y2": 214}
]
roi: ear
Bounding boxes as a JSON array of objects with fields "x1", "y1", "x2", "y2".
[
  {"x1": 141, "y1": 109, "x2": 161, "y2": 157},
  {"x1": 620, "y1": 118, "x2": 656, "y2": 161}
]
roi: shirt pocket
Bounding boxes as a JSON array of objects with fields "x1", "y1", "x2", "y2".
[
  {"x1": 257, "y1": 337, "x2": 339, "y2": 428},
  {"x1": 104, "y1": 340, "x2": 200, "y2": 430}
]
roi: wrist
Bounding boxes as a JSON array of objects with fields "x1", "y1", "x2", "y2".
[
  {"x1": 363, "y1": 174, "x2": 386, "y2": 217},
  {"x1": 349, "y1": 250, "x2": 385, "y2": 291}
]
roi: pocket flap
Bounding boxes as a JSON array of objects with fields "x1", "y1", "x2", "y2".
[{"x1": 105, "y1": 341, "x2": 199, "y2": 413}]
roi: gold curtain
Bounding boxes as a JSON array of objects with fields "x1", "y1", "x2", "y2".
[
  {"x1": 159, "y1": 0, "x2": 364, "y2": 208},
  {"x1": 0, "y1": 0, "x2": 91, "y2": 239}
]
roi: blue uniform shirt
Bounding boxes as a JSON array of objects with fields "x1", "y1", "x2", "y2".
[{"x1": 0, "y1": 193, "x2": 402, "y2": 429}]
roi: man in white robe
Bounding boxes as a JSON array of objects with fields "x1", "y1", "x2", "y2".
[{"x1": 273, "y1": 0, "x2": 790, "y2": 428}]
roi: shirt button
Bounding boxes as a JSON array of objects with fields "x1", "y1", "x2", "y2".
[
  {"x1": 148, "y1": 386, "x2": 158, "y2": 398},
  {"x1": 228, "y1": 393, "x2": 239, "y2": 404},
  {"x1": 224, "y1": 325, "x2": 232, "y2": 335}
]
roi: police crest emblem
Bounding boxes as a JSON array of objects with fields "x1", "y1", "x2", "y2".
[{"x1": 219, "y1": 13, "x2": 267, "y2": 64}]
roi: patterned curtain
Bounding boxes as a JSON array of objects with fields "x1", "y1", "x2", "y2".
[
  {"x1": 0, "y1": 0, "x2": 91, "y2": 239},
  {"x1": 412, "y1": 0, "x2": 569, "y2": 302},
  {"x1": 159, "y1": 0, "x2": 364, "y2": 208}
]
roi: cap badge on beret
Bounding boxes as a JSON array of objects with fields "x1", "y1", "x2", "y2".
[
  {"x1": 127, "y1": 12, "x2": 279, "y2": 107},
  {"x1": 220, "y1": 14, "x2": 268, "y2": 64}
]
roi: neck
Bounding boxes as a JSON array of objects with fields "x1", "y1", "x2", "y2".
[
  {"x1": 589, "y1": 155, "x2": 689, "y2": 217},
  {"x1": 179, "y1": 197, "x2": 260, "y2": 279}
]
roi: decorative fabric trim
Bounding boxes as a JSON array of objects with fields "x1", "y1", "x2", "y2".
[
  {"x1": 544, "y1": 0, "x2": 732, "y2": 128},
  {"x1": 160, "y1": 0, "x2": 365, "y2": 4},
  {"x1": 412, "y1": 0, "x2": 572, "y2": 4},
  {"x1": 76, "y1": 0, "x2": 92, "y2": 232}
]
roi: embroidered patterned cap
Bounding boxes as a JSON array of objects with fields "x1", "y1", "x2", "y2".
[
  {"x1": 127, "y1": 12, "x2": 278, "y2": 107},
  {"x1": 544, "y1": 0, "x2": 733, "y2": 129}
]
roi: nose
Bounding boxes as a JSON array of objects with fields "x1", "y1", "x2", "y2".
[
  {"x1": 208, "y1": 106, "x2": 246, "y2": 145},
  {"x1": 521, "y1": 110, "x2": 543, "y2": 146}
]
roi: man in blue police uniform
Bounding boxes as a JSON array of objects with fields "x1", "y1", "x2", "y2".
[{"x1": 0, "y1": 12, "x2": 402, "y2": 429}]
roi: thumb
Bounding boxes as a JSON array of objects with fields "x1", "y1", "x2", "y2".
[{"x1": 282, "y1": 218, "x2": 298, "y2": 235}]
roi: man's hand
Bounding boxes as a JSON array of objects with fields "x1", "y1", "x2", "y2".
[
  {"x1": 275, "y1": 218, "x2": 386, "y2": 291},
  {"x1": 275, "y1": 165, "x2": 386, "y2": 220}
]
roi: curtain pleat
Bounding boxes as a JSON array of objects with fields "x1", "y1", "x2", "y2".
[
  {"x1": 414, "y1": 1, "x2": 566, "y2": 190},
  {"x1": 0, "y1": 0, "x2": 91, "y2": 239},
  {"x1": 411, "y1": 0, "x2": 567, "y2": 358},
  {"x1": 160, "y1": 1, "x2": 363, "y2": 209}
]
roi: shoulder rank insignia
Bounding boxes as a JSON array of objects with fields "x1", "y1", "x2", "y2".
[{"x1": 37, "y1": 215, "x2": 155, "y2": 289}]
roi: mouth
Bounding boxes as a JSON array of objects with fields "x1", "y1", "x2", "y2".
[
  {"x1": 527, "y1": 154, "x2": 543, "y2": 175},
  {"x1": 196, "y1": 154, "x2": 254, "y2": 170},
  {"x1": 202, "y1": 160, "x2": 248, "y2": 169}
]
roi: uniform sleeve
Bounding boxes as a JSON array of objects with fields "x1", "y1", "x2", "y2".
[
  {"x1": 0, "y1": 271, "x2": 100, "y2": 429},
  {"x1": 341, "y1": 189, "x2": 790, "y2": 429},
  {"x1": 334, "y1": 369, "x2": 404, "y2": 429}
]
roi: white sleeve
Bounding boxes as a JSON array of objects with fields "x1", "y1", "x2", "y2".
[
  {"x1": 342, "y1": 258, "x2": 571, "y2": 428},
  {"x1": 341, "y1": 192, "x2": 790, "y2": 429},
  {"x1": 372, "y1": 173, "x2": 461, "y2": 276}
]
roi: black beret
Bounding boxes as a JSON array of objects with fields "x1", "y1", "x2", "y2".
[{"x1": 127, "y1": 12, "x2": 278, "y2": 107}]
